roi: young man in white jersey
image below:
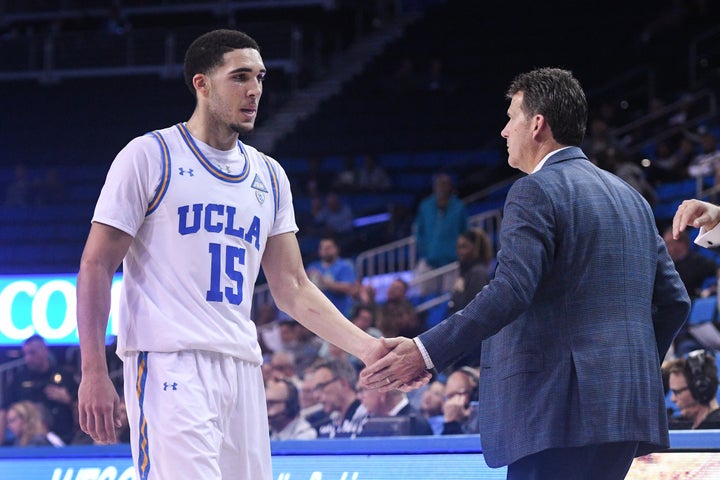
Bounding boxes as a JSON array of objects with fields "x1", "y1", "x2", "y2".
[{"x1": 76, "y1": 29, "x2": 399, "y2": 480}]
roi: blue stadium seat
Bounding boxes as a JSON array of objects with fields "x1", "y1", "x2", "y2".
[
  {"x1": 654, "y1": 179, "x2": 697, "y2": 202},
  {"x1": 687, "y1": 296, "x2": 717, "y2": 326},
  {"x1": 653, "y1": 199, "x2": 684, "y2": 222},
  {"x1": 425, "y1": 302, "x2": 448, "y2": 329},
  {"x1": 377, "y1": 152, "x2": 412, "y2": 170}
]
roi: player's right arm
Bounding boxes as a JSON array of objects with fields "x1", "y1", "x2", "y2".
[{"x1": 76, "y1": 222, "x2": 133, "y2": 444}]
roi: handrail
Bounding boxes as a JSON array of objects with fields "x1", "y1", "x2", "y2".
[
  {"x1": 250, "y1": 208, "x2": 503, "y2": 312},
  {"x1": 353, "y1": 208, "x2": 503, "y2": 280},
  {"x1": 462, "y1": 173, "x2": 521, "y2": 205},
  {"x1": 354, "y1": 235, "x2": 416, "y2": 280},
  {"x1": 610, "y1": 89, "x2": 717, "y2": 155},
  {"x1": 586, "y1": 64, "x2": 657, "y2": 108}
]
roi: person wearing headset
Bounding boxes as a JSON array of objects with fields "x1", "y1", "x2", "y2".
[
  {"x1": 665, "y1": 350, "x2": 720, "y2": 429},
  {"x1": 265, "y1": 379, "x2": 317, "y2": 440}
]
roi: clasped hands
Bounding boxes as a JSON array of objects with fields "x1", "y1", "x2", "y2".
[{"x1": 360, "y1": 337, "x2": 432, "y2": 392}]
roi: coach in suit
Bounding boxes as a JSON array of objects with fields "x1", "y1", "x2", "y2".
[{"x1": 362, "y1": 68, "x2": 690, "y2": 480}]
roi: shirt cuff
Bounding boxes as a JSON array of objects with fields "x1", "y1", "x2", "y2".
[
  {"x1": 413, "y1": 337, "x2": 434, "y2": 370},
  {"x1": 695, "y1": 223, "x2": 720, "y2": 248}
]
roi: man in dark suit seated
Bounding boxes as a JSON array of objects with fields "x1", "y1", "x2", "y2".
[
  {"x1": 439, "y1": 367, "x2": 480, "y2": 435},
  {"x1": 363, "y1": 67, "x2": 690, "y2": 480},
  {"x1": 356, "y1": 382, "x2": 432, "y2": 436}
]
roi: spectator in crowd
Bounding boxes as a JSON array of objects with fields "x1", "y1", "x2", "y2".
[
  {"x1": 298, "y1": 366, "x2": 332, "y2": 434},
  {"x1": 354, "y1": 278, "x2": 377, "y2": 307},
  {"x1": 356, "y1": 381, "x2": 432, "y2": 436},
  {"x1": 440, "y1": 367, "x2": 480, "y2": 435},
  {"x1": 666, "y1": 350, "x2": 720, "y2": 429},
  {"x1": 0, "y1": 335, "x2": 78, "y2": 444},
  {"x1": 350, "y1": 303, "x2": 382, "y2": 339},
  {"x1": 5, "y1": 401, "x2": 63, "y2": 447},
  {"x1": 420, "y1": 380, "x2": 446, "y2": 435},
  {"x1": 306, "y1": 236, "x2": 358, "y2": 317},
  {"x1": 313, "y1": 192, "x2": 354, "y2": 236},
  {"x1": 447, "y1": 228, "x2": 494, "y2": 316},
  {"x1": 688, "y1": 130, "x2": 720, "y2": 179},
  {"x1": 275, "y1": 316, "x2": 323, "y2": 376},
  {"x1": 356, "y1": 154, "x2": 392, "y2": 192},
  {"x1": 333, "y1": 155, "x2": 359, "y2": 192},
  {"x1": 307, "y1": 358, "x2": 366, "y2": 438},
  {"x1": 646, "y1": 137, "x2": 692, "y2": 185},
  {"x1": 385, "y1": 277, "x2": 412, "y2": 305},
  {"x1": 441, "y1": 228, "x2": 495, "y2": 369},
  {"x1": 266, "y1": 379, "x2": 317, "y2": 440},
  {"x1": 581, "y1": 118, "x2": 620, "y2": 163},
  {"x1": 413, "y1": 173, "x2": 468, "y2": 294},
  {"x1": 377, "y1": 278, "x2": 423, "y2": 338},
  {"x1": 267, "y1": 351, "x2": 301, "y2": 385}
]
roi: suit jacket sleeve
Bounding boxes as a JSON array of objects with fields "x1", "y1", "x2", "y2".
[{"x1": 652, "y1": 234, "x2": 691, "y2": 358}]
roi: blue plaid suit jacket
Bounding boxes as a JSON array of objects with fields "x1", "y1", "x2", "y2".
[{"x1": 419, "y1": 147, "x2": 690, "y2": 467}]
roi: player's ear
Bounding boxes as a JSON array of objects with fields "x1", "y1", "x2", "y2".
[{"x1": 193, "y1": 73, "x2": 209, "y2": 97}]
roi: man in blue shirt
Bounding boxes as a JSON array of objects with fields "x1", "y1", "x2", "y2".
[
  {"x1": 306, "y1": 236, "x2": 357, "y2": 317},
  {"x1": 413, "y1": 173, "x2": 468, "y2": 295}
]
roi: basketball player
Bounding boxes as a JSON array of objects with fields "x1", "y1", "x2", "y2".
[{"x1": 76, "y1": 29, "x2": 391, "y2": 480}]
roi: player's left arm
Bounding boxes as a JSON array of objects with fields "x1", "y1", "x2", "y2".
[{"x1": 262, "y1": 232, "x2": 383, "y2": 365}]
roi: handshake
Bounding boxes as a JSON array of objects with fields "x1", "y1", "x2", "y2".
[{"x1": 359, "y1": 337, "x2": 433, "y2": 392}]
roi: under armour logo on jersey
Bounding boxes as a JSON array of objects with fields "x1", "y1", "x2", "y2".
[
  {"x1": 163, "y1": 382, "x2": 178, "y2": 391},
  {"x1": 178, "y1": 168, "x2": 194, "y2": 176}
]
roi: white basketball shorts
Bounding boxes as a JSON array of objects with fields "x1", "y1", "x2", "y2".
[{"x1": 123, "y1": 350, "x2": 272, "y2": 480}]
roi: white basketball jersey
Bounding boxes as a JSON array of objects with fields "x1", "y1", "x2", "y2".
[{"x1": 93, "y1": 123, "x2": 297, "y2": 363}]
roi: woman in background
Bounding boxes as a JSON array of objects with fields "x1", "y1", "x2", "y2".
[{"x1": 6, "y1": 400, "x2": 63, "y2": 447}]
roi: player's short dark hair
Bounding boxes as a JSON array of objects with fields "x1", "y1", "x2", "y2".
[
  {"x1": 506, "y1": 67, "x2": 587, "y2": 147},
  {"x1": 183, "y1": 29, "x2": 260, "y2": 97}
]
